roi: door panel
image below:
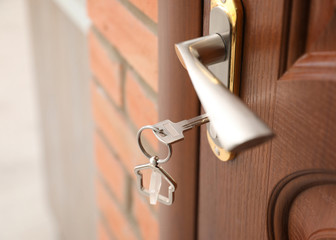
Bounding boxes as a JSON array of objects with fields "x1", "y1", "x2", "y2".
[{"x1": 198, "y1": 0, "x2": 336, "y2": 239}]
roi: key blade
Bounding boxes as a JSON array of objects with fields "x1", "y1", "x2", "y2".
[
  {"x1": 152, "y1": 120, "x2": 185, "y2": 144},
  {"x1": 152, "y1": 114, "x2": 209, "y2": 145},
  {"x1": 181, "y1": 113, "x2": 209, "y2": 130}
]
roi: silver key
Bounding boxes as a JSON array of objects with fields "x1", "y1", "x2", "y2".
[{"x1": 152, "y1": 114, "x2": 209, "y2": 144}]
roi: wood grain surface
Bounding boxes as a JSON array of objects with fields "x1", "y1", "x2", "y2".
[
  {"x1": 268, "y1": 171, "x2": 336, "y2": 240},
  {"x1": 158, "y1": 0, "x2": 202, "y2": 240},
  {"x1": 198, "y1": 0, "x2": 336, "y2": 239},
  {"x1": 199, "y1": 1, "x2": 281, "y2": 239},
  {"x1": 159, "y1": 0, "x2": 336, "y2": 239},
  {"x1": 289, "y1": 184, "x2": 336, "y2": 240}
]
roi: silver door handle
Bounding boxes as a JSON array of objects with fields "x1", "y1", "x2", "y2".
[{"x1": 175, "y1": 27, "x2": 273, "y2": 158}]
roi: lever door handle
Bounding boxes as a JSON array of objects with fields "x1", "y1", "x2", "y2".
[
  {"x1": 174, "y1": 1, "x2": 273, "y2": 160},
  {"x1": 175, "y1": 34, "x2": 273, "y2": 152}
]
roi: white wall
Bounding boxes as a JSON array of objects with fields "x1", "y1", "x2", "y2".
[
  {"x1": 28, "y1": 0, "x2": 96, "y2": 239},
  {"x1": 0, "y1": 0, "x2": 57, "y2": 239}
]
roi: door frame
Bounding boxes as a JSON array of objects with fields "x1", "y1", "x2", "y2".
[{"x1": 158, "y1": 0, "x2": 202, "y2": 239}]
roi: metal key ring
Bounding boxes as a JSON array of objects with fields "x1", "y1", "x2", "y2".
[{"x1": 137, "y1": 125, "x2": 172, "y2": 164}]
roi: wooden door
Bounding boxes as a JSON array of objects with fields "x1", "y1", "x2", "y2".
[{"x1": 198, "y1": 0, "x2": 336, "y2": 239}]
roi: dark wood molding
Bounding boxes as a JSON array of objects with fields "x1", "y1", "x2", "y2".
[
  {"x1": 279, "y1": 0, "x2": 336, "y2": 75},
  {"x1": 281, "y1": 52, "x2": 336, "y2": 82},
  {"x1": 158, "y1": 0, "x2": 202, "y2": 239},
  {"x1": 267, "y1": 170, "x2": 336, "y2": 240},
  {"x1": 289, "y1": 185, "x2": 336, "y2": 240}
]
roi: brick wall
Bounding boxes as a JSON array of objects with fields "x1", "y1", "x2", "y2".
[{"x1": 87, "y1": 0, "x2": 159, "y2": 239}]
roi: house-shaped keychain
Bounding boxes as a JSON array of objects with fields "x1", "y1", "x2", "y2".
[{"x1": 134, "y1": 156, "x2": 176, "y2": 205}]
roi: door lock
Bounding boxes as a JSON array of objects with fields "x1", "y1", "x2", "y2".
[{"x1": 175, "y1": 0, "x2": 274, "y2": 161}]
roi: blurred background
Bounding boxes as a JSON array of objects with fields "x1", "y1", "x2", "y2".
[
  {"x1": 0, "y1": 0, "x2": 57, "y2": 239},
  {"x1": 0, "y1": 0, "x2": 96, "y2": 238},
  {"x1": 0, "y1": 0, "x2": 159, "y2": 239}
]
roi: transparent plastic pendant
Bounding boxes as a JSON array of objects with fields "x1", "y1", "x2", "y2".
[{"x1": 149, "y1": 170, "x2": 162, "y2": 205}]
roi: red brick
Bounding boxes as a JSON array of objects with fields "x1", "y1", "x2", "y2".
[
  {"x1": 97, "y1": 181, "x2": 137, "y2": 240},
  {"x1": 95, "y1": 133, "x2": 125, "y2": 203},
  {"x1": 128, "y1": 0, "x2": 158, "y2": 22},
  {"x1": 125, "y1": 70, "x2": 158, "y2": 151},
  {"x1": 133, "y1": 186, "x2": 159, "y2": 240},
  {"x1": 89, "y1": 31, "x2": 122, "y2": 106},
  {"x1": 88, "y1": 0, "x2": 158, "y2": 92},
  {"x1": 91, "y1": 82, "x2": 148, "y2": 177},
  {"x1": 97, "y1": 221, "x2": 110, "y2": 240}
]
